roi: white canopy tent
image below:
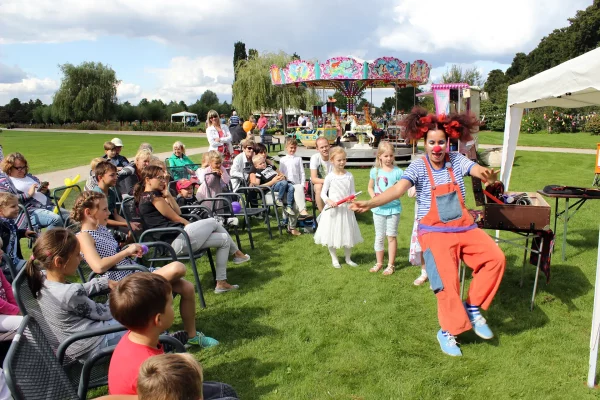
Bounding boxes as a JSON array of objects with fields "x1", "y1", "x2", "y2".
[
  {"x1": 499, "y1": 47, "x2": 600, "y2": 389},
  {"x1": 500, "y1": 47, "x2": 600, "y2": 189},
  {"x1": 170, "y1": 111, "x2": 198, "y2": 125}
]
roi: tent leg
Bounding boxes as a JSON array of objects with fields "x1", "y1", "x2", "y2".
[{"x1": 587, "y1": 230, "x2": 600, "y2": 388}]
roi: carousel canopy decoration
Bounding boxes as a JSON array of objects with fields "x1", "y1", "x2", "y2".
[{"x1": 270, "y1": 56, "x2": 431, "y2": 98}]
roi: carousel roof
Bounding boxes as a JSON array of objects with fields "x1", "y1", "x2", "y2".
[{"x1": 270, "y1": 57, "x2": 431, "y2": 96}]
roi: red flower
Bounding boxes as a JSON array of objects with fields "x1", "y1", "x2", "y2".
[
  {"x1": 438, "y1": 114, "x2": 447, "y2": 123},
  {"x1": 416, "y1": 115, "x2": 432, "y2": 137},
  {"x1": 444, "y1": 120, "x2": 461, "y2": 139}
]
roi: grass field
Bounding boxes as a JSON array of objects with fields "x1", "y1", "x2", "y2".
[
  {"x1": 2, "y1": 130, "x2": 208, "y2": 173},
  {"x1": 16, "y1": 132, "x2": 600, "y2": 399},
  {"x1": 158, "y1": 151, "x2": 600, "y2": 399},
  {"x1": 478, "y1": 130, "x2": 600, "y2": 149}
]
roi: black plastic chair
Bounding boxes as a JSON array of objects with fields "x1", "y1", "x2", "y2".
[
  {"x1": 50, "y1": 184, "x2": 83, "y2": 227},
  {"x1": 1, "y1": 254, "x2": 18, "y2": 283},
  {"x1": 165, "y1": 162, "x2": 201, "y2": 181},
  {"x1": 17, "y1": 204, "x2": 37, "y2": 249},
  {"x1": 218, "y1": 187, "x2": 274, "y2": 249},
  {"x1": 3, "y1": 315, "x2": 186, "y2": 400},
  {"x1": 192, "y1": 199, "x2": 242, "y2": 251},
  {"x1": 121, "y1": 197, "x2": 215, "y2": 308},
  {"x1": 261, "y1": 135, "x2": 282, "y2": 152},
  {"x1": 11, "y1": 268, "x2": 126, "y2": 398}
]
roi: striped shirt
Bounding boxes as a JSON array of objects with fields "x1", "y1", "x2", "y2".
[
  {"x1": 401, "y1": 153, "x2": 475, "y2": 220},
  {"x1": 229, "y1": 115, "x2": 240, "y2": 126}
]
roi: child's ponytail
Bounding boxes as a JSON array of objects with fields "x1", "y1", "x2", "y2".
[{"x1": 25, "y1": 228, "x2": 79, "y2": 298}]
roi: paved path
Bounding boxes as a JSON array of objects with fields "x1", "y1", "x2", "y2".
[
  {"x1": 478, "y1": 143, "x2": 596, "y2": 155},
  {"x1": 13, "y1": 128, "x2": 206, "y2": 137},
  {"x1": 37, "y1": 146, "x2": 209, "y2": 188}
]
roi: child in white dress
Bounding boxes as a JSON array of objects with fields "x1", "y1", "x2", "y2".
[{"x1": 314, "y1": 147, "x2": 363, "y2": 268}]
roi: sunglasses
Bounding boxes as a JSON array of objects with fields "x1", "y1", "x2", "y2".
[
  {"x1": 245, "y1": 147, "x2": 254, "y2": 150},
  {"x1": 152, "y1": 176, "x2": 167, "y2": 181},
  {"x1": 12, "y1": 166, "x2": 27, "y2": 171}
]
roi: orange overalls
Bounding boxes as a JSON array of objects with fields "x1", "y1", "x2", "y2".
[{"x1": 418, "y1": 157, "x2": 506, "y2": 335}]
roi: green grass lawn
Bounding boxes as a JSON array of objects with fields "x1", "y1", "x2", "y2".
[
  {"x1": 23, "y1": 149, "x2": 600, "y2": 399},
  {"x1": 1, "y1": 130, "x2": 208, "y2": 173},
  {"x1": 159, "y1": 150, "x2": 600, "y2": 399},
  {"x1": 478, "y1": 130, "x2": 600, "y2": 149}
]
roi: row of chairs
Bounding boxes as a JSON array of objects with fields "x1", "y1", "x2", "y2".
[{"x1": 4, "y1": 258, "x2": 186, "y2": 399}]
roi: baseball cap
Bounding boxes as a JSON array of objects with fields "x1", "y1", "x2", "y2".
[
  {"x1": 176, "y1": 178, "x2": 198, "y2": 191},
  {"x1": 111, "y1": 138, "x2": 124, "y2": 147}
]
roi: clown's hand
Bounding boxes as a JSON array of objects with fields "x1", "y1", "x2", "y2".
[
  {"x1": 481, "y1": 168, "x2": 499, "y2": 185},
  {"x1": 350, "y1": 200, "x2": 371, "y2": 213}
]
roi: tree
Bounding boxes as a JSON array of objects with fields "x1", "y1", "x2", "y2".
[
  {"x1": 53, "y1": 62, "x2": 120, "y2": 122},
  {"x1": 504, "y1": 53, "x2": 528, "y2": 81},
  {"x1": 292, "y1": 53, "x2": 301, "y2": 60},
  {"x1": 568, "y1": 0, "x2": 600, "y2": 57},
  {"x1": 232, "y1": 51, "x2": 319, "y2": 118},
  {"x1": 248, "y1": 49, "x2": 259, "y2": 60},
  {"x1": 233, "y1": 41, "x2": 247, "y2": 81},
  {"x1": 200, "y1": 90, "x2": 219, "y2": 107},
  {"x1": 483, "y1": 69, "x2": 508, "y2": 104},
  {"x1": 441, "y1": 65, "x2": 483, "y2": 86},
  {"x1": 380, "y1": 87, "x2": 421, "y2": 114}
]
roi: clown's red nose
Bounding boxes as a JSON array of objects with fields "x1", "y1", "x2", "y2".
[{"x1": 433, "y1": 145, "x2": 442, "y2": 153}]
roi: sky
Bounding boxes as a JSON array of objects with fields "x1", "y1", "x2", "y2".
[{"x1": 0, "y1": 0, "x2": 594, "y2": 109}]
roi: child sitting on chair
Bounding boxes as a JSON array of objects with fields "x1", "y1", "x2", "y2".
[
  {"x1": 196, "y1": 151, "x2": 230, "y2": 202},
  {"x1": 0, "y1": 193, "x2": 36, "y2": 278},
  {"x1": 250, "y1": 154, "x2": 295, "y2": 216},
  {"x1": 108, "y1": 273, "x2": 235, "y2": 397},
  {"x1": 175, "y1": 178, "x2": 200, "y2": 207}
]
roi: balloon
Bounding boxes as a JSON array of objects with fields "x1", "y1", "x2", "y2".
[
  {"x1": 242, "y1": 121, "x2": 253, "y2": 133},
  {"x1": 232, "y1": 201, "x2": 242, "y2": 214}
]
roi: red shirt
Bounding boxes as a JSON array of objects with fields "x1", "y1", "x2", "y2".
[
  {"x1": 108, "y1": 332, "x2": 164, "y2": 395},
  {"x1": 257, "y1": 116, "x2": 268, "y2": 129}
]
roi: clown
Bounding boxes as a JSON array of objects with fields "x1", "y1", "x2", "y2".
[{"x1": 351, "y1": 106, "x2": 506, "y2": 357}]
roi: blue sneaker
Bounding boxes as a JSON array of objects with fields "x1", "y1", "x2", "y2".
[
  {"x1": 437, "y1": 329, "x2": 462, "y2": 357},
  {"x1": 464, "y1": 302, "x2": 494, "y2": 340}
]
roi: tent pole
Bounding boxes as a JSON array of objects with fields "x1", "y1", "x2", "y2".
[
  {"x1": 588, "y1": 229, "x2": 600, "y2": 388},
  {"x1": 413, "y1": 86, "x2": 416, "y2": 106}
]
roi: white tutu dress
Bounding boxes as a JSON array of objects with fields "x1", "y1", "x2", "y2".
[{"x1": 314, "y1": 171, "x2": 363, "y2": 248}]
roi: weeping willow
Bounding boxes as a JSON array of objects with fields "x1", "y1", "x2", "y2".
[{"x1": 232, "y1": 51, "x2": 318, "y2": 118}]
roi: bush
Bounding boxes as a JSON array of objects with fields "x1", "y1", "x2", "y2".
[
  {"x1": 480, "y1": 100, "x2": 505, "y2": 131},
  {"x1": 584, "y1": 115, "x2": 600, "y2": 135},
  {"x1": 520, "y1": 113, "x2": 544, "y2": 133}
]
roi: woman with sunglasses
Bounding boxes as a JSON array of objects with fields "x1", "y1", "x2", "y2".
[
  {"x1": 206, "y1": 110, "x2": 234, "y2": 167},
  {"x1": 135, "y1": 165, "x2": 249, "y2": 294},
  {"x1": 0, "y1": 152, "x2": 66, "y2": 230}
]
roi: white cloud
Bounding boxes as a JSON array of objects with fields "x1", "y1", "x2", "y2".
[
  {"x1": 0, "y1": 63, "x2": 28, "y2": 83},
  {"x1": 0, "y1": 77, "x2": 59, "y2": 104},
  {"x1": 146, "y1": 56, "x2": 234, "y2": 104},
  {"x1": 379, "y1": 0, "x2": 593, "y2": 56},
  {"x1": 116, "y1": 82, "x2": 143, "y2": 103}
]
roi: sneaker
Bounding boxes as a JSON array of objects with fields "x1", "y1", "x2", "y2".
[
  {"x1": 284, "y1": 206, "x2": 295, "y2": 215},
  {"x1": 464, "y1": 302, "x2": 494, "y2": 340},
  {"x1": 275, "y1": 199, "x2": 283, "y2": 207},
  {"x1": 345, "y1": 259, "x2": 358, "y2": 267},
  {"x1": 214, "y1": 284, "x2": 240, "y2": 294},
  {"x1": 437, "y1": 329, "x2": 462, "y2": 357},
  {"x1": 332, "y1": 262, "x2": 342, "y2": 269},
  {"x1": 226, "y1": 217, "x2": 239, "y2": 227},
  {"x1": 233, "y1": 254, "x2": 251, "y2": 264},
  {"x1": 187, "y1": 332, "x2": 219, "y2": 348}
]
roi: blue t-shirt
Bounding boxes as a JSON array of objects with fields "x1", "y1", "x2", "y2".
[
  {"x1": 401, "y1": 153, "x2": 475, "y2": 220},
  {"x1": 370, "y1": 166, "x2": 403, "y2": 216}
]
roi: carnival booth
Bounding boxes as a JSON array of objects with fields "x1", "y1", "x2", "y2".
[{"x1": 497, "y1": 47, "x2": 600, "y2": 388}]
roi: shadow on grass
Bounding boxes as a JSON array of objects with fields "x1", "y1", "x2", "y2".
[{"x1": 204, "y1": 357, "x2": 281, "y2": 399}]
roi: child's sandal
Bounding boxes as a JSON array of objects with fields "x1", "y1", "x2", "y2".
[
  {"x1": 370, "y1": 263, "x2": 384, "y2": 273},
  {"x1": 383, "y1": 265, "x2": 395, "y2": 276}
]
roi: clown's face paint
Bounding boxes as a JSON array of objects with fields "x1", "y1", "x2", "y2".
[{"x1": 425, "y1": 129, "x2": 447, "y2": 166}]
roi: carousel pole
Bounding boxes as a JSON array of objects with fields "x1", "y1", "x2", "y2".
[{"x1": 282, "y1": 88, "x2": 287, "y2": 134}]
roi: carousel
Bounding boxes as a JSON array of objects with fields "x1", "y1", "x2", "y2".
[{"x1": 270, "y1": 56, "x2": 431, "y2": 166}]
